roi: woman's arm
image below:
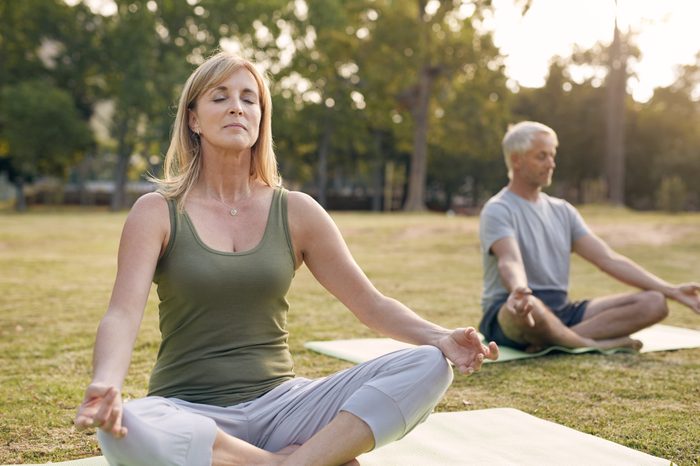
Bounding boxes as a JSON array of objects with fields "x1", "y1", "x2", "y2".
[
  {"x1": 74, "y1": 193, "x2": 170, "y2": 437},
  {"x1": 287, "y1": 192, "x2": 498, "y2": 373}
]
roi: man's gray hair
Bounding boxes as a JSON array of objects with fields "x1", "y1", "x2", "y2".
[{"x1": 502, "y1": 121, "x2": 558, "y2": 179}]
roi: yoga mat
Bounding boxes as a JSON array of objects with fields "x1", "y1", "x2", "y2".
[
  {"x1": 358, "y1": 408, "x2": 673, "y2": 465},
  {"x1": 304, "y1": 324, "x2": 700, "y2": 364},
  {"x1": 10, "y1": 410, "x2": 672, "y2": 465},
  {"x1": 9, "y1": 457, "x2": 108, "y2": 466}
]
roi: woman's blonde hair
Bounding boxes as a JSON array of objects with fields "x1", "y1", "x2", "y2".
[{"x1": 153, "y1": 51, "x2": 280, "y2": 207}]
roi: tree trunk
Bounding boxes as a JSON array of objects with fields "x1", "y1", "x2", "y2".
[
  {"x1": 403, "y1": 67, "x2": 432, "y2": 211},
  {"x1": 14, "y1": 177, "x2": 27, "y2": 212},
  {"x1": 77, "y1": 151, "x2": 93, "y2": 206},
  {"x1": 384, "y1": 161, "x2": 395, "y2": 212},
  {"x1": 316, "y1": 119, "x2": 332, "y2": 208},
  {"x1": 110, "y1": 118, "x2": 132, "y2": 211},
  {"x1": 605, "y1": 19, "x2": 626, "y2": 205},
  {"x1": 370, "y1": 130, "x2": 383, "y2": 212}
]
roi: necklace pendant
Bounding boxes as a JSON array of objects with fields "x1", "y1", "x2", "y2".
[{"x1": 230, "y1": 208, "x2": 238, "y2": 216}]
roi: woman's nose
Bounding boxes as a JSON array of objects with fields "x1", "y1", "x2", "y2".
[{"x1": 229, "y1": 99, "x2": 243, "y2": 115}]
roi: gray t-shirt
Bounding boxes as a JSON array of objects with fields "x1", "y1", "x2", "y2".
[{"x1": 479, "y1": 188, "x2": 590, "y2": 310}]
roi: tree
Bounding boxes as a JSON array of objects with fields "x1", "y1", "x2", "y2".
[
  {"x1": 0, "y1": 0, "x2": 97, "y2": 209},
  {"x1": 0, "y1": 81, "x2": 92, "y2": 210},
  {"x1": 627, "y1": 55, "x2": 700, "y2": 209},
  {"x1": 359, "y1": 0, "x2": 500, "y2": 210},
  {"x1": 99, "y1": 0, "x2": 290, "y2": 209},
  {"x1": 512, "y1": 59, "x2": 608, "y2": 203},
  {"x1": 427, "y1": 41, "x2": 512, "y2": 208},
  {"x1": 604, "y1": 16, "x2": 628, "y2": 205},
  {"x1": 279, "y1": 0, "x2": 368, "y2": 207}
]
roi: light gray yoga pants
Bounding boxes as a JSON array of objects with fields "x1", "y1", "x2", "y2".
[{"x1": 97, "y1": 345, "x2": 453, "y2": 466}]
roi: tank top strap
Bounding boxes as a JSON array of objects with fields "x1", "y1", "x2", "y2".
[
  {"x1": 159, "y1": 197, "x2": 179, "y2": 262},
  {"x1": 269, "y1": 187, "x2": 296, "y2": 266}
]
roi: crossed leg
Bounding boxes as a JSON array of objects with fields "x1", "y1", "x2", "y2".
[
  {"x1": 497, "y1": 290, "x2": 668, "y2": 352},
  {"x1": 101, "y1": 346, "x2": 451, "y2": 466},
  {"x1": 571, "y1": 290, "x2": 668, "y2": 340},
  {"x1": 212, "y1": 412, "x2": 370, "y2": 466}
]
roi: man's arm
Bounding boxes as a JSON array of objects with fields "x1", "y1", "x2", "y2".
[
  {"x1": 490, "y1": 237, "x2": 535, "y2": 326},
  {"x1": 573, "y1": 233, "x2": 700, "y2": 313}
]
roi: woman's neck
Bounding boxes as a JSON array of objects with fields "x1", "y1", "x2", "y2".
[{"x1": 197, "y1": 147, "x2": 256, "y2": 203}]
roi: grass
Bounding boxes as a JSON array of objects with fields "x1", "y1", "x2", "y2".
[{"x1": 1, "y1": 206, "x2": 699, "y2": 465}]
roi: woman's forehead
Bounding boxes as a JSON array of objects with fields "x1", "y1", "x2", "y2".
[{"x1": 207, "y1": 68, "x2": 259, "y2": 93}]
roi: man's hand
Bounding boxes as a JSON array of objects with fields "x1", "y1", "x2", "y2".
[
  {"x1": 506, "y1": 286, "x2": 535, "y2": 327},
  {"x1": 668, "y1": 283, "x2": 700, "y2": 314},
  {"x1": 437, "y1": 327, "x2": 499, "y2": 375},
  {"x1": 74, "y1": 383, "x2": 127, "y2": 438}
]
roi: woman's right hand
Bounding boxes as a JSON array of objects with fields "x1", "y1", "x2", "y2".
[{"x1": 74, "y1": 383, "x2": 127, "y2": 438}]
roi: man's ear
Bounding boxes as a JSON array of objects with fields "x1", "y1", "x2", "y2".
[{"x1": 510, "y1": 152, "x2": 522, "y2": 171}]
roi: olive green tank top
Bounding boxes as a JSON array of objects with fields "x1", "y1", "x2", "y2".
[{"x1": 148, "y1": 188, "x2": 296, "y2": 407}]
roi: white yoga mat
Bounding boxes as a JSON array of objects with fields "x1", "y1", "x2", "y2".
[
  {"x1": 304, "y1": 324, "x2": 700, "y2": 364},
  {"x1": 14, "y1": 409, "x2": 671, "y2": 466},
  {"x1": 10, "y1": 457, "x2": 108, "y2": 466},
  {"x1": 358, "y1": 408, "x2": 672, "y2": 466}
]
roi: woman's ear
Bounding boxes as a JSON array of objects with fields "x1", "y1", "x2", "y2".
[{"x1": 188, "y1": 110, "x2": 199, "y2": 134}]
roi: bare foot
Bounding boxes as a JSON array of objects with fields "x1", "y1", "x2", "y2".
[
  {"x1": 524, "y1": 344, "x2": 545, "y2": 353},
  {"x1": 593, "y1": 336, "x2": 643, "y2": 351}
]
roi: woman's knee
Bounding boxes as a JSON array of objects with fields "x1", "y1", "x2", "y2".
[
  {"x1": 98, "y1": 397, "x2": 217, "y2": 466},
  {"x1": 410, "y1": 345, "x2": 453, "y2": 391}
]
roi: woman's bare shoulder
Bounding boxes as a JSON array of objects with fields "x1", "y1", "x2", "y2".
[
  {"x1": 286, "y1": 189, "x2": 322, "y2": 212},
  {"x1": 125, "y1": 192, "x2": 171, "y2": 229}
]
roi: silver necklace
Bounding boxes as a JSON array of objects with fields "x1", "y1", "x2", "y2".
[{"x1": 212, "y1": 197, "x2": 241, "y2": 216}]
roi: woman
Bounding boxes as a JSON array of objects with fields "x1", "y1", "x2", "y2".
[{"x1": 74, "y1": 51, "x2": 499, "y2": 466}]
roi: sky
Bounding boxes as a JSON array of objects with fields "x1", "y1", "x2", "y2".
[{"x1": 484, "y1": 0, "x2": 700, "y2": 101}]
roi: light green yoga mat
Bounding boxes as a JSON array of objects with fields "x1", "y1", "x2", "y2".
[
  {"x1": 21, "y1": 409, "x2": 671, "y2": 466},
  {"x1": 358, "y1": 408, "x2": 673, "y2": 465},
  {"x1": 9, "y1": 457, "x2": 108, "y2": 466},
  {"x1": 304, "y1": 324, "x2": 700, "y2": 364}
]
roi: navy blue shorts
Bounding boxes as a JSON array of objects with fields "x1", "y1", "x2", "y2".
[{"x1": 478, "y1": 290, "x2": 589, "y2": 350}]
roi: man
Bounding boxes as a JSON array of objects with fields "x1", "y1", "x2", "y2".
[{"x1": 478, "y1": 121, "x2": 700, "y2": 352}]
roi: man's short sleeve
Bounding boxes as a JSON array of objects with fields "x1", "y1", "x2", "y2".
[
  {"x1": 565, "y1": 201, "x2": 591, "y2": 241},
  {"x1": 479, "y1": 201, "x2": 515, "y2": 255}
]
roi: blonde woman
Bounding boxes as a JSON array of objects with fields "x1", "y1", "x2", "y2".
[{"x1": 74, "y1": 51, "x2": 498, "y2": 466}]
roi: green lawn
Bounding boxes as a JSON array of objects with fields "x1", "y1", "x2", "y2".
[{"x1": 1, "y1": 206, "x2": 699, "y2": 464}]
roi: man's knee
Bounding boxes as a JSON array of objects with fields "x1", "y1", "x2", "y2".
[
  {"x1": 497, "y1": 298, "x2": 550, "y2": 338},
  {"x1": 638, "y1": 290, "x2": 669, "y2": 321}
]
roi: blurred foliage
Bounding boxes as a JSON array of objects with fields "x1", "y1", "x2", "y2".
[
  {"x1": 0, "y1": 0, "x2": 699, "y2": 211},
  {"x1": 656, "y1": 175, "x2": 687, "y2": 213}
]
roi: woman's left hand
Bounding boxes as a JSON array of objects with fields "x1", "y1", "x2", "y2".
[{"x1": 437, "y1": 327, "x2": 499, "y2": 375}]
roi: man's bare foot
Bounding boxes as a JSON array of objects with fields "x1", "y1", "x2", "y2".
[
  {"x1": 524, "y1": 344, "x2": 545, "y2": 353},
  {"x1": 593, "y1": 336, "x2": 643, "y2": 351}
]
